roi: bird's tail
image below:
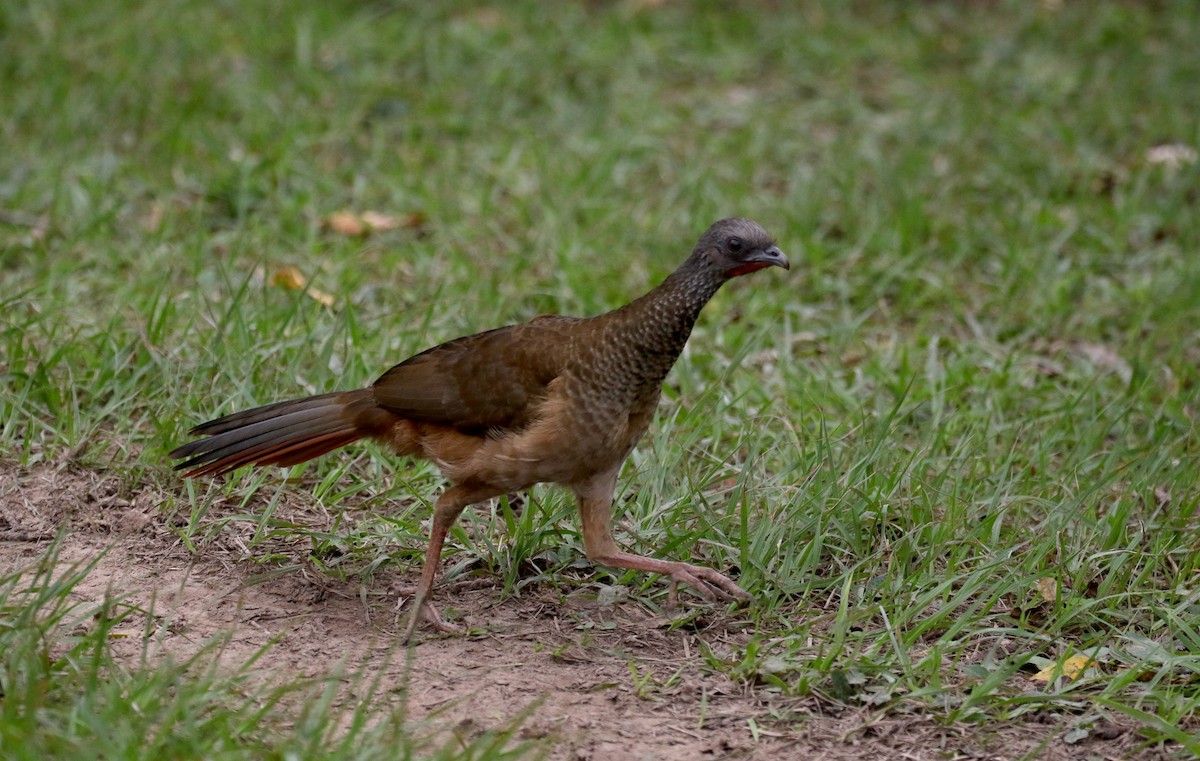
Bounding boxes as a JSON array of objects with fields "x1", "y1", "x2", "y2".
[{"x1": 170, "y1": 389, "x2": 385, "y2": 477}]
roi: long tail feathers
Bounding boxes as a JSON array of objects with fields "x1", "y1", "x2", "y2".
[{"x1": 170, "y1": 390, "x2": 378, "y2": 477}]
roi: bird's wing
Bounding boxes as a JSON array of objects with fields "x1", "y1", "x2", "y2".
[{"x1": 371, "y1": 315, "x2": 582, "y2": 432}]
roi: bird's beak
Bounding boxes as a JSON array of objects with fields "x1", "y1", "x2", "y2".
[{"x1": 753, "y1": 245, "x2": 790, "y2": 270}]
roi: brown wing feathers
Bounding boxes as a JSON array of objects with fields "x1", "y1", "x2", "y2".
[{"x1": 371, "y1": 318, "x2": 578, "y2": 431}]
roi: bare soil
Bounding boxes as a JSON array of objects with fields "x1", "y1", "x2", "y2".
[{"x1": 0, "y1": 463, "x2": 1171, "y2": 760}]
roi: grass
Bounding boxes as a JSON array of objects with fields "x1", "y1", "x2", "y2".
[
  {"x1": 0, "y1": 538, "x2": 534, "y2": 760},
  {"x1": 2, "y1": 0, "x2": 1199, "y2": 756}
]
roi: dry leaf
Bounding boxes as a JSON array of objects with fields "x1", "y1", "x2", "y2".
[
  {"x1": 325, "y1": 210, "x2": 427, "y2": 237},
  {"x1": 1030, "y1": 654, "x2": 1092, "y2": 683},
  {"x1": 1146, "y1": 143, "x2": 1197, "y2": 169},
  {"x1": 305, "y1": 287, "x2": 335, "y2": 308},
  {"x1": 272, "y1": 266, "x2": 307, "y2": 290},
  {"x1": 326, "y1": 210, "x2": 365, "y2": 236},
  {"x1": 358, "y1": 210, "x2": 406, "y2": 231},
  {"x1": 368, "y1": 210, "x2": 426, "y2": 231},
  {"x1": 1036, "y1": 577, "x2": 1057, "y2": 603},
  {"x1": 271, "y1": 266, "x2": 335, "y2": 308}
]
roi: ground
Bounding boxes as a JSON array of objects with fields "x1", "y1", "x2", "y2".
[{"x1": 0, "y1": 463, "x2": 1169, "y2": 760}]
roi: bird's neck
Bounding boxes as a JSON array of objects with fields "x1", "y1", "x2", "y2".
[{"x1": 599, "y1": 256, "x2": 727, "y2": 381}]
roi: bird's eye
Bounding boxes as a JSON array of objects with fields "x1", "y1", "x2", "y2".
[{"x1": 727, "y1": 237, "x2": 743, "y2": 253}]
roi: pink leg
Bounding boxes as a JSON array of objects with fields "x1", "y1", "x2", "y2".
[
  {"x1": 572, "y1": 471, "x2": 750, "y2": 606},
  {"x1": 402, "y1": 483, "x2": 498, "y2": 643}
]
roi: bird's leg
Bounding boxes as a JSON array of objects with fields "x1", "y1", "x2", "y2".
[
  {"x1": 573, "y1": 473, "x2": 751, "y2": 606},
  {"x1": 402, "y1": 483, "x2": 496, "y2": 643}
]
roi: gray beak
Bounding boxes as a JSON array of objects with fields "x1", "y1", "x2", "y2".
[{"x1": 754, "y1": 245, "x2": 790, "y2": 270}]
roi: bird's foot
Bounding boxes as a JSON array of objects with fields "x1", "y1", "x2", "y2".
[
  {"x1": 401, "y1": 599, "x2": 464, "y2": 644},
  {"x1": 664, "y1": 562, "x2": 752, "y2": 609}
]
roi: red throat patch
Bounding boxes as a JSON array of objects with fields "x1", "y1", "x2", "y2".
[{"x1": 726, "y1": 261, "x2": 772, "y2": 278}]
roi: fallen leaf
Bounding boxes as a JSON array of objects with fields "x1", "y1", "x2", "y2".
[
  {"x1": 1030, "y1": 654, "x2": 1092, "y2": 683},
  {"x1": 326, "y1": 210, "x2": 365, "y2": 236},
  {"x1": 371, "y1": 210, "x2": 427, "y2": 231},
  {"x1": 359, "y1": 210, "x2": 402, "y2": 230},
  {"x1": 271, "y1": 266, "x2": 335, "y2": 308},
  {"x1": 272, "y1": 266, "x2": 307, "y2": 290},
  {"x1": 305, "y1": 287, "x2": 336, "y2": 308},
  {"x1": 1036, "y1": 577, "x2": 1058, "y2": 603},
  {"x1": 1146, "y1": 143, "x2": 1197, "y2": 169},
  {"x1": 324, "y1": 210, "x2": 427, "y2": 237}
]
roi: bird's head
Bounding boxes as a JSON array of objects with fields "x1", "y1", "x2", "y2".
[{"x1": 694, "y1": 217, "x2": 790, "y2": 279}]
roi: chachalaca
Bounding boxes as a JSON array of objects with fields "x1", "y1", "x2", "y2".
[{"x1": 170, "y1": 217, "x2": 788, "y2": 640}]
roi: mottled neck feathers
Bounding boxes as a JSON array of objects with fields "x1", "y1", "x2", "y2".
[{"x1": 589, "y1": 254, "x2": 727, "y2": 390}]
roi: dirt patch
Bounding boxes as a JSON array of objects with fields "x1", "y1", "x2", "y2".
[{"x1": 0, "y1": 464, "x2": 1168, "y2": 760}]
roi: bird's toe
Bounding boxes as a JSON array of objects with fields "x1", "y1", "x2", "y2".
[
  {"x1": 401, "y1": 600, "x2": 465, "y2": 644},
  {"x1": 683, "y1": 564, "x2": 751, "y2": 603}
]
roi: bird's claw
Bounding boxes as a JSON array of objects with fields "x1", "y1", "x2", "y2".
[
  {"x1": 401, "y1": 599, "x2": 465, "y2": 644},
  {"x1": 665, "y1": 562, "x2": 750, "y2": 609}
]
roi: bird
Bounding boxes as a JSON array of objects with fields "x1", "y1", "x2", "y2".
[{"x1": 170, "y1": 217, "x2": 788, "y2": 641}]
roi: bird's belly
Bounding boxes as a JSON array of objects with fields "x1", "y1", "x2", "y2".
[
  {"x1": 454, "y1": 406, "x2": 648, "y2": 490},
  {"x1": 427, "y1": 375, "x2": 660, "y2": 491}
]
